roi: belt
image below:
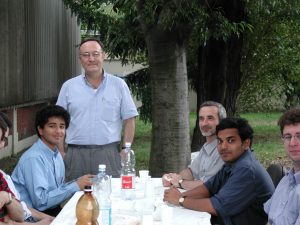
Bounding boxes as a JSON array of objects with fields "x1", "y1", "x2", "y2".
[
  {"x1": 68, "y1": 142, "x2": 119, "y2": 149},
  {"x1": 67, "y1": 144, "x2": 101, "y2": 149}
]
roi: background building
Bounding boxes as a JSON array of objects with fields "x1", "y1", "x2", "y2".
[{"x1": 0, "y1": 0, "x2": 80, "y2": 158}]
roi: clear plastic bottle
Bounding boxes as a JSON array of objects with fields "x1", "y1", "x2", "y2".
[
  {"x1": 93, "y1": 164, "x2": 112, "y2": 225},
  {"x1": 120, "y1": 142, "x2": 136, "y2": 200},
  {"x1": 76, "y1": 186, "x2": 99, "y2": 225}
]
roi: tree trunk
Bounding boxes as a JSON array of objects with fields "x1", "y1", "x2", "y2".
[
  {"x1": 144, "y1": 28, "x2": 191, "y2": 177},
  {"x1": 191, "y1": 0, "x2": 245, "y2": 151}
]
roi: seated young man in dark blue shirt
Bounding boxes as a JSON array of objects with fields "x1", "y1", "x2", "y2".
[{"x1": 164, "y1": 117, "x2": 275, "y2": 225}]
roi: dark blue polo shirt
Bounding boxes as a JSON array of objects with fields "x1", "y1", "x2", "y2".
[{"x1": 204, "y1": 150, "x2": 275, "y2": 225}]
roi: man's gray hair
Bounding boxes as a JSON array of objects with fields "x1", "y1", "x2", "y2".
[{"x1": 199, "y1": 101, "x2": 227, "y2": 120}]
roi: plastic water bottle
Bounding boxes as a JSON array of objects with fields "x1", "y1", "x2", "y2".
[
  {"x1": 121, "y1": 142, "x2": 136, "y2": 200},
  {"x1": 76, "y1": 186, "x2": 99, "y2": 225},
  {"x1": 94, "y1": 164, "x2": 112, "y2": 225}
]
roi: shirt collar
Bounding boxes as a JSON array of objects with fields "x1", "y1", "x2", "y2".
[
  {"x1": 287, "y1": 168, "x2": 300, "y2": 185},
  {"x1": 224, "y1": 150, "x2": 251, "y2": 170},
  {"x1": 83, "y1": 71, "x2": 107, "y2": 88},
  {"x1": 37, "y1": 139, "x2": 59, "y2": 158},
  {"x1": 203, "y1": 139, "x2": 218, "y2": 155},
  {"x1": 223, "y1": 164, "x2": 232, "y2": 173}
]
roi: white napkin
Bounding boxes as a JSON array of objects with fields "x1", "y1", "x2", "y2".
[
  {"x1": 112, "y1": 199, "x2": 136, "y2": 211},
  {"x1": 113, "y1": 214, "x2": 141, "y2": 225},
  {"x1": 134, "y1": 198, "x2": 155, "y2": 214}
]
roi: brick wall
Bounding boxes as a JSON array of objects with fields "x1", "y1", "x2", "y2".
[
  {"x1": 17, "y1": 104, "x2": 46, "y2": 140},
  {"x1": 0, "y1": 101, "x2": 54, "y2": 158}
]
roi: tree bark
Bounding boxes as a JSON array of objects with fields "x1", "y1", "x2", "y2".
[
  {"x1": 190, "y1": 0, "x2": 245, "y2": 151},
  {"x1": 143, "y1": 27, "x2": 191, "y2": 177}
]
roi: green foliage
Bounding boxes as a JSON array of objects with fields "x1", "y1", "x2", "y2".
[
  {"x1": 63, "y1": 0, "x2": 300, "y2": 116},
  {"x1": 125, "y1": 68, "x2": 152, "y2": 123},
  {"x1": 238, "y1": 0, "x2": 300, "y2": 112},
  {"x1": 64, "y1": 0, "x2": 255, "y2": 120},
  {"x1": 240, "y1": 112, "x2": 287, "y2": 168},
  {"x1": 187, "y1": 1, "x2": 253, "y2": 95},
  {"x1": 64, "y1": 0, "x2": 146, "y2": 64},
  {"x1": 188, "y1": 5, "x2": 252, "y2": 48}
]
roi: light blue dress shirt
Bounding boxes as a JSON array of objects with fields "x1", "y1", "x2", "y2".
[
  {"x1": 12, "y1": 139, "x2": 79, "y2": 211},
  {"x1": 56, "y1": 72, "x2": 139, "y2": 145},
  {"x1": 264, "y1": 168, "x2": 300, "y2": 225}
]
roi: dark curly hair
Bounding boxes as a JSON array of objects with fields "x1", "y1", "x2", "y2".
[
  {"x1": 35, "y1": 105, "x2": 70, "y2": 138},
  {"x1": 216, "y1": 117, "x2": 254, "y2": 146}
]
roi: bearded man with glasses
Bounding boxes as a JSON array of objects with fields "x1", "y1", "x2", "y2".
[{"x1": 264, "y1": 107, "x2": 300, "y2": 225}]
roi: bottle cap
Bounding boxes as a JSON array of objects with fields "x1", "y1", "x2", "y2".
[
  {"x1": 84, "y1": 186, "x2": 92, "y2": 192},
  {"x1": 99, "y1": 164, "x2": 106, "y2": 170},
  {"x1": 125, "y1": 142, "x2": 131, "y2": 148}
]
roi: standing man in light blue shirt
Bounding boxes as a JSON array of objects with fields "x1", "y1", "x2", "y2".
[
  {"x1": 56, "y1": 38, "x2": 138, "y2": 179},
  {"x1": 12, "y1": 105, "x2": 94, "y2": 217},
  {"x1": 264, "y1": 108, "x2": 300, "y2": 225}
]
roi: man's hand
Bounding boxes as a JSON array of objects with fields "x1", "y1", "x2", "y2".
[
  {"x1": 162, "y1": 174, "x2": 172, "y2": 187},
  {"x1": 163, "y1": 186, "x2": 181, "y2": 205},
  {"x1": 76, "y1": 175, "x2": 95, "y2": 190},
  {"x1": 169, "y1": 173, "x2": 182, "y2": 187},
  {"x1": 162, "y1": 173, "x2": 182, "y2": 187}
]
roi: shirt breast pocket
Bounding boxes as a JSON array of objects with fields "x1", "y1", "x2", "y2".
[{"x1": 101, "y1": 98, "x2": 120, "y2": 122}]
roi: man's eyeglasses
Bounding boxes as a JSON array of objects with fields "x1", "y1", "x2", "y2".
[
  {"x1": 281, "y1": 134, "x2": 300, "y2": 143},
  {"x1": 1, "y1": 136, "x2": 8, "y2": 145},
  {"x1": 80, "y1": 51, "x2": 102, "y2": 59}
]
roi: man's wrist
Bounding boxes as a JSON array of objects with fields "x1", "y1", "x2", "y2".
[{"x1": 178, "y1": 196, "x2": 186, "y2": 206}]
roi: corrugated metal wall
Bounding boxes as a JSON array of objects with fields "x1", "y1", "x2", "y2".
[{"x1": 0, "y1": 0, "x2": 81, "y2": 108}]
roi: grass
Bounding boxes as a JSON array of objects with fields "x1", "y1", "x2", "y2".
[
  {"x1": 0, "y1": 112, "x2": 291, "y2": 175},
  {"x1": 133, "y1": 120, "x2": 152, "y2": 171},
  {"x1": 241, "y1": 112, "x2": 290, "y2": 168},
  {"x1": 134, "y1": 111, "x2": 291, "y2": 171}
]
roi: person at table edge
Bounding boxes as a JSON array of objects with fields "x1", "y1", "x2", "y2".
[
  {"x1": 264, "y1": 108, "x2": 300, "y2": 225},
  {"x1": 0, "y1": 112, "x2": 53, "y2": 224},
  {"x1": 12, "y1": 105, "x2": 94, "y2": 217},
  {"x1": 164, "y1": 117, "x2": 275, "y2": 225}
]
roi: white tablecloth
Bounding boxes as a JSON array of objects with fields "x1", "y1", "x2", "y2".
[{"x1": 50, "y1": 178, "x2": 211, "y2": 225}]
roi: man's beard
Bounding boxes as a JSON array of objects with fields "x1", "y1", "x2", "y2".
[{"x1": 200, "y1": 126, "x2": 216, "y2": 137}]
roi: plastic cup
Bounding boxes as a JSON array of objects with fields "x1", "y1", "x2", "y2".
[
  {"x1": 139, "y1": 170, "x2": 149, "y2": 180},
  {"x1": 145, "y1": 178, "x2": 154, "y2": 198}
]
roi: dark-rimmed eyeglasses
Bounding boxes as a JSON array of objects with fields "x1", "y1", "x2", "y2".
[{"x1": 281, "y1": 134, "x2": 300, "y2": 143}]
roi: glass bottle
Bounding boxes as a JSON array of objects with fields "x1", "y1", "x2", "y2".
[{"x1": 76, "y1": 186, "x2": 99, "y2": 225}]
